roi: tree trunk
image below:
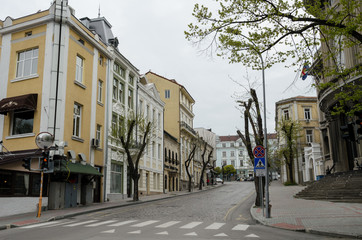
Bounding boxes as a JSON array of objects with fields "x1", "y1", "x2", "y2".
[{"x1": 132, "y1": 172, "x2": 140, "y2": 201}]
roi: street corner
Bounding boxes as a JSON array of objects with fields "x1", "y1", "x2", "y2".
[
  {"x1": 271, "y1": 222, "x2": 305, "y2": 232},
  {"x1": 9, "y1": 219, "x2": 40, "y2": 228}
]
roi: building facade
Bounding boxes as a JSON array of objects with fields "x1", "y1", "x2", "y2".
[
  {"x1": 145, "y1": 71, "x2": 197, "y2": 190},
  {"x1": 216, "y1": 135, "x2": 253, "y2": 180},
  {"x1": 0, "y1": 0, "x2": 109, "y2": 214},
  {"x1": 275, "y1": 96, "x2": 322, "y2": 184},
  {"x1": 163, "y1": 130, "x2": 180, "y2": 192}
]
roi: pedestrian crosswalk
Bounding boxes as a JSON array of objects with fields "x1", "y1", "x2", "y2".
[{"x1": 20, "y1": 219, "x2": 254, "y2": 238}]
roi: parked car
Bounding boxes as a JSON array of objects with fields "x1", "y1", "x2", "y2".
[
  {"x1": 216, "y1": 178, "x2": 223, "y2": 184},
  {"x1": 245, "y1": 176, "x2": 254, "y2": 181}
]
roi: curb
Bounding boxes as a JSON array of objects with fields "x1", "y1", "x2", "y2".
[{"x1": 1, "y1": 184, "x2": 224, "y2": 231}]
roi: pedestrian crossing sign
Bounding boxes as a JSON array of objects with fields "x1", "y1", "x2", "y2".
[{"x1": 254, "y1": 158, "x2": 265, "y2": 170}]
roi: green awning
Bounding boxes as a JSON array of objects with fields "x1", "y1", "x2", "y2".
[{"x1": 58, "y1": 160, "x2": 102, "y2": 176}]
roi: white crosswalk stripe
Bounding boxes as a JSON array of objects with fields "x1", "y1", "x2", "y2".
[
  {"x1": 64, "y1": 220, "x2": 98, "y2": 227},
  {"x1": 179, "y1": 221, "x2": 203, "y2": 229},
  {"x1": 108, "y1": 220, "x2": 138, "y2": 227},
  {"x1": 131, "y1": 220, "x2": 159, "y2": 227},
  {"x1": 155, "y1": 221, "x2": 180, "y2": 228},
  {"x1": 21, "y1": 221, "x2": 62, "y2": 228},
  {"x1": 85, "y1": 220, "x2": 117, "y2": 227},
  {"x1": 205, "y1": 222, "x2": 225, "y2": 230},
  {"x1": 232, "y1": 224, "x2": 249, "y2": 231}
]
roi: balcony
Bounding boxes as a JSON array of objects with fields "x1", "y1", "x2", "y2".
[{"x1": 180, "y1": 121, "x2": 196, "y2": 137}]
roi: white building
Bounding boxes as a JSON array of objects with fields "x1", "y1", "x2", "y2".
[{"x1": 216, "y1": 135, "x2": 253, "y2": 179}]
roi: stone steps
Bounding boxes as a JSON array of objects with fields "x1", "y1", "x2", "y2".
[{"x1": 295, "y1": 170, "x2": 362, "y2": 203}]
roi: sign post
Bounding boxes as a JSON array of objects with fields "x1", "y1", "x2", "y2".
[{"x1": 254, "y1": 146, "x2": 266, "y2": 216}]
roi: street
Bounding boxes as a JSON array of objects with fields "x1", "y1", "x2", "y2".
[{"x1": 0, "y1": 182, "x2": 343, "y2": 240}]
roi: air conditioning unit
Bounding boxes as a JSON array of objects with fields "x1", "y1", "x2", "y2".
[{"x1": 91, "y1": 138, "x2": 100, "y2": 148}]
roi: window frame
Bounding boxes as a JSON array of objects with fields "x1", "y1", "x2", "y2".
[
  {"x1": 10, "y1": 110, "x2": 34, "y2": 136},
  {"x1": 304, "y1": 108, "x2": 311, "y2": 120},
  {"x1": 16, "y1": 48, "x2": 38, "y2": 79},
  {"x1": 98, "y1": 80, "x2": 103, "y2": 103},
  {"x1": 306, "y1": 129, "x2": 313, "y2": 143},
  {"x1": 73, "y1": 103, "x2": 82, "y2": 138},
  {"x1": 75, "y1": 55, "x2": 84, "y2": 84}
]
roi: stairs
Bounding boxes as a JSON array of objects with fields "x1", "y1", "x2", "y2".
[{"x1": 295, "y1": 170, "x2": 362, "y2": 203}]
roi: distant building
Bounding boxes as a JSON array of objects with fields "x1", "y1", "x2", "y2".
[
  {"x1": 216, "y1": 135, "x2": 253, "y2": 179},
  {"x1": 275, "y1": 96, "x2": 322, "y2": 184}
]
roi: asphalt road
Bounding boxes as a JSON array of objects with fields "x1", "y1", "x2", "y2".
[{"x1": 0, "y1": 182, "x2": 342, "y2": 240}]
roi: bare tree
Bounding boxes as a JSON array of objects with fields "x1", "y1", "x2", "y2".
[
  {"x1": 237, "y1": 88, "x2": 265, "y2": 207},
  {"x1": 199, "y1": 141, "x2": 213, "y2": 190},
  {"x1": 185, "y1": 144, "x2": 197, "y2": 192}
]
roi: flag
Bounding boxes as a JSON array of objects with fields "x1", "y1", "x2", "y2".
[{"x1": 301, "y1": 63, "x2": 309, "y2": 80}]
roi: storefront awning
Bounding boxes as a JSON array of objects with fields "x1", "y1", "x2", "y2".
[
  {"x1": 0, "y1": 149, "x2": 42, "y2": 165},
  {"x1": 57, "y1": 160, "x2": 102, "y2": 176},
  {"x1": 0, "y1": 94, "x2": 38, "y2": 115}
]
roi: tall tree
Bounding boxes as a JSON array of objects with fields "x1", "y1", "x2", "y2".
[
  {"x1": 185, "y1": 144, "x2": 197, "y2": 192},
  {"x1": 199, "y1": 141, "x2": 213, "y2": 190},
  {"x1": 113, "y1": 114, "x2": 152, "y2": 201},
  {"x1": 237, "y1": 88, "x2": 265, "y2": 207},
  {"x1": 276, "y1": 119, "x2": 302, "y2": 183},
  {"x1": 185, "y1": 0, "x2": 361, "y2": 115}
]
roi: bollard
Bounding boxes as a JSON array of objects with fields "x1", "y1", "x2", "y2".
[{"x1": 268, "y1": 204, "x2": 272, "y2": 217}]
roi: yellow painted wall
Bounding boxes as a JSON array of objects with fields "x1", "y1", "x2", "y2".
[
  {"x1": 63, "y1": 29, "x2": 95, "y2": 161},
  {"x1": 94, "y1": 53, "x2": 107, "y2": 166},
  {"x1": 146, "y1": 72, "x2": 180, "y2": 140},
  {"x1": 12, "y1": 11, "x2": 49, "y2": 25},
  {"x1": 2, "y1": 25, "x2": 47, "y2": 151}
]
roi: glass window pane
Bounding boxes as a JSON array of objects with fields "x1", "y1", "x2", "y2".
[
  {"x1": 33, "y1": 48, "x2": 38, "y2": 57},
  {"x1": 16, "y1": 62, "x2": 23, "y2": 77},
  {"x1": 32, "y1": 58, "x2": 38, "y2": 74},
  {"x1": 23, "y1": 59, "x2": 31, "y2": 76},
  {"x1": 12, "y1": 111, "x2": 34, "y2": 135}
]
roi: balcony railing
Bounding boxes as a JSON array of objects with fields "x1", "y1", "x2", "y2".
[{"x1": 180, "y1": 121, "x2": 196, "y2": 136}]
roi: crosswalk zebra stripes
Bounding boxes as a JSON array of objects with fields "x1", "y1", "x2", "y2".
[{"x1": 20, "y1": 219, "x2": 254, "y2": 237}]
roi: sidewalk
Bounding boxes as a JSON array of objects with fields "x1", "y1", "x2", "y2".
[
  {"x1": 0, "y1": 184, "x2": 222, "y2": 231},
  {"x1": 251, "y1": 180, "x2": 362, "y2": 239}
]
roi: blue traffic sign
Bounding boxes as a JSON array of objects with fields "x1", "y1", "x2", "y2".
[{"x1": 254, "y1": 157, "x2": 266, "y2": 170}]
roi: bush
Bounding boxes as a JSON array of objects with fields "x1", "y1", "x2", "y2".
[{"x1": 284, "y1": 181, "x2": 297, "y2": 186}]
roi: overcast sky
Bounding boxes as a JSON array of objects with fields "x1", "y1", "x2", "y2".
[{"x1": 0, "y1": 0, "x2": 317, "y2": 136}]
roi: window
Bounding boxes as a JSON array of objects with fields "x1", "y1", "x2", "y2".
[
  {"x1": 240, "y1": 160, "x2": 243, "y2": 167},
  {"x1": 96, "y1": 125, "x2": 101, "y2": 144},
  {"x1": 165, "y1": 90, "x2": 170, "y2": 99},
  {"x1": 230, "y1": 143, "x2": 235, "y2": 147},
  {"x1": 129, "y1": 75, "x2": 134, "y2": 85},
  {"x1": 304, "y1": 108, "x2": 311, "y2": 120},
  {"x1": 113, "y1": 63, "x2": 125, "y2": 78},
  {"x1": 75, "y1": 56, "x2": 84, "y2": 83},
  {"x1": 99, "y1": 55, "x2": 104, "y2": 66},
  {"x1": 113, "y1": 79, "x2": 118, "y2": 101},
  {"x1": 239, "y1": 150, "x2": 243, "y2": 157},
  {"x1": 25, "y1": 31, "x2": 32, "y2": 37},
  {"x1": 231, "y1": 151, "x2": 235, "y2": 157},
  {"x1": 231, "y1": 160, "x2": 235, "y2": 166},
  {"x1": 306, "y1": 129, "x2": 313, "y2": 143},
  {"x1": 158, "y1": 113, "x2": 161, "y2": 129},
  {"x1": 119, "y1": 81, "x2": 124, "y2": 103},
  {"x1": 98, "y1": 80, "x2": 103, "y2": 103},
  {"x1": 128, "y1": 89, "x2": 133, "y2": 108},
  {"x1": 222, "y1": 160, "x2": 227, "y2": 166},
  {"x1": 222, "y1": 151, "x2": 226, "y2": 157},
  {"x1": 110, "y1": 162, "x2": 122, "y2": 193},
  {"x1": 283, "y1": 109, "x2": 289, "y2": 120},
  {"x1": 112, "y1": 114, "x2": 118, "y2": 137},
  {"x1": 73, "y1": 103, "x2": 82, "y2": 138},
  {"x1": 11, "y1": 110, "x2": 34, "y2": 135},
  {"x1": 222, "y1": 143, "x2": 226, "y2": 148},
  {"x1": 16, "y1": 48, "x2": 38, "y2": 78}
]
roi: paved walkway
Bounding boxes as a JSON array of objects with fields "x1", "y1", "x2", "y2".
[{"x1": 251, "y1": 180, "x2": 362, "y2": 239}]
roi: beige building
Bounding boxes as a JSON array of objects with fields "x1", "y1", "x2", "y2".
[
  {"x1": 275, "y1": 96, "x2": 322, "y2": 184},
  {"x1": 145, "y1": 71, "x2": 197, "y2": 190},
  {"x1": 0, "y1": 0, "x2": 110, "y2": 214}
]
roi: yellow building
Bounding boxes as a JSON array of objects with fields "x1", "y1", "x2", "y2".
[
  {"x1": 146, "y1": 71, "x2": 197, "y2": 190},
  {"x1": 275, "y1": 96, "x2": 322, "y2": 184},
  {"x1": 0, "y1": 0, "x2": 111, "y2": 213}
]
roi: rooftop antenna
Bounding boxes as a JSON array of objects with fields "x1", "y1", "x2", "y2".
[{"x1": 98, "y1": 4, "x2": 101, "y2": 18}]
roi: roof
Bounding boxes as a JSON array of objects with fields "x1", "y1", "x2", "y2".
[
  {"x1": 218, "y1": 135, "x2": 240, "y2": 142},
  {"x1": 275, "y1": 96, "x2": 317, "y2": 105},
  {"x1": 145, "y1": 71, "x2": 195, "y2": 103}
]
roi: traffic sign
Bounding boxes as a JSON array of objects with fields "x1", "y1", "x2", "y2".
[
  {"x1": 253, "y1": 145, "x2": 265, "y2": 158},
  {"x1": 254, "y1": 157, "x2": 266, "y2": 170},
  {"x1": 255, "y1": 169, "x2": 266, "y2": 177}
]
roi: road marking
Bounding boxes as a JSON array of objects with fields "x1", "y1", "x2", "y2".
[
  {"x1": 108, "y1": 220, "x2": 137, "y2": 227},
  {"x1": 215, "y1": 233, "x2": 228, "y2": 237},
  {"x1": 232, "y1": 224, "x2": 249, "y2": 231},
  {"x1": 224, "y1": 190, "x2": 254, "y2": 221},
  {"x1": 128, "y1": 230, "x2": 141, "y2": 234},
  {"x1": 245, "y1": 233, "x2": 260, "y2": 238},
  {"x1": 101, "y1": 229, "x2": 115, "y2": 233},
  {"x1": 155, "y1": 221, "x2": 180, "y2": 228},
  {"x1": 85, "y1": 220, "x2": 117, "y2": 227},
  {"x1": 180, "y1": 221, "x2": 203, "y2": 229},
  {"x1": 156, "y1": 231, "x2": 169, "y2": 235},
  {"x1": 21, "y1": 221, "x2": 62, "y2": 228},
  {"x1": 41, "y1": 221, "x2": 76, "y2": 227},
  {"x1": 64, "y1": 220, "x2": 97, "y2": 227},
  {"x1": 205, "y1": 222, "x2": 225, "y2": 230},
  {"x1": 131, "y1": 220, "x2": 159, "y2": 227},
  {"x1": 184, "y1": 232, "x2": 198, "y2": 236}
]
